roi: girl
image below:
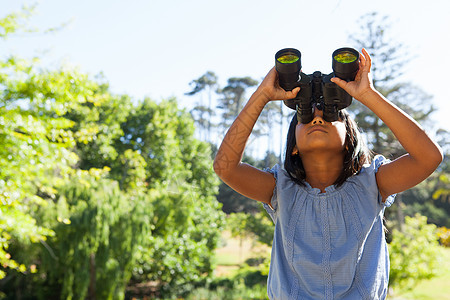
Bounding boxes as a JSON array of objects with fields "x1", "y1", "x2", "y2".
[{"x1": 213, "y1": 49, "x2": 443, "y2": 299}]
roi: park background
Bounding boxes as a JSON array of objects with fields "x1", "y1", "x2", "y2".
[{"x1": 1, "y1": 0, "x2": 449, "y2": 299}]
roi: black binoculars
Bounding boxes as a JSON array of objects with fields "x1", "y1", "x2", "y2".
[{"x1": 275, "y1": 47, "x2": 360, "y2": 123}]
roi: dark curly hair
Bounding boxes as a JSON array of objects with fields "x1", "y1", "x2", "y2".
[{"x1": 284, "y1": 109, "x2": 371, "y2": 187}]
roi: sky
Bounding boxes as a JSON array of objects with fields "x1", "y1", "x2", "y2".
[{"x1": 2, "y1": 0, "x2": 450, "y2": 151}]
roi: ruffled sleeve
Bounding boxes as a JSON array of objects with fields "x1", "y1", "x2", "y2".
[
  {"x1": 262, "y1": 164, "x2": 302, "y2": 223},
  {"x1": 354, "y1": 155, "x2": 396, "y2": 207},
  {"x1": 263, "y1": 164, "x2": 279, "y2": 222}
]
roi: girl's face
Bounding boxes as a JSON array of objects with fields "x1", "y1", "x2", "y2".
[{"x1": 295, "y1": 107, "x2": 347, "y2": 155}]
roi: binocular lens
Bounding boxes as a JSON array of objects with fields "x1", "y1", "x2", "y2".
[
  {"x1": 334, "y1": 51, "x2": 358, "y2": 64},
  {"x1": 275, "y1": 48, "x2": 302, "y2": 91},
  {"x1": 277, "y1": 54, "x2": 299, "y2": 64},
  {"x1": 332, "y1": 48, "x2": 360, "y2": 81}
]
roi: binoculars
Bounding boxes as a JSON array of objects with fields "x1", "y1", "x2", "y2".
[{"x1": 275, "y1": 47, "x2": 360, "y2": 123}]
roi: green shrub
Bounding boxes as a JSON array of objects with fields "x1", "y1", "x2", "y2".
[
  {"x1": 389, "y1": 213, "x2": 442, "y2": 290},
  {"x1": 437, "y1": 226, "x2": 450, "y2": 247},
  {"x1": 186, "y1": 279, "x2": 267, "y2": 300}
]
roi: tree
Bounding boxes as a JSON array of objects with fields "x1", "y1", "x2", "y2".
[
  {"x1": 216, "y1": 154, "x2": 262, "y2": 214},
  {"x1": 185, "y1": 71, "x2": 218, "y2": 142},
  {"x1": 1, "y1": 7, "x2": 225, "y2": 299},
  {"x1": 0, "y1": 48, "x2": 88, "y2": 281},
  {"x1": 402, "y1": 155, "x2": 450, "y2": 227},
  {"x1": 217, "y1": 77, "x2": 258, "y2": 134},
  {"x1": 347, "y1": 12, "x2": 443, "y2": 230},
  {"x1": 258, "y1": 101, "x2": 284, "y2": 158},
  {"x1": 431, "y1": 130, "x2": 450, "y2": 209},
  {"x1": 0, "y1": 65, "x2": 224, "y2": 298},
  {"x1": 349, "y1": 12, "x2": 435, "y2": 157},
  {"x1": 32, "y1": 170, "x2": 151, "y2": 299},
  {"x1": 113, "y1": 98, "x2": 225, "y2": 297}
]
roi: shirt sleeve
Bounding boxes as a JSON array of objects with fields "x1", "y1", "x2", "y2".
[
  {"x1": 358, "y1": 155, "x2": 396, "y2": 207},
  {"x1": 262, "y1": 164, "x2": 279, "y2": 222}
]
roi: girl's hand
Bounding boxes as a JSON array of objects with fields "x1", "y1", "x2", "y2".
[
  {"x1": 331, "y1": 48, "x2": 375, "y2": 101},
  {"x1": 257, "y1": 67, "x2": 300, "y2": 102}
]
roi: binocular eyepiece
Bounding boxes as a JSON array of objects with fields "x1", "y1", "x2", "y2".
[{"x1": 275, "y1": 47, "x2": 360, "y2": 123}]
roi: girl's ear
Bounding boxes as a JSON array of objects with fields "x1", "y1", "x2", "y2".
[{"x1": 292, "y1": 146, "x2": 299, "y2": 156}]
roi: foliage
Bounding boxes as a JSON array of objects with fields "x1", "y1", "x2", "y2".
[
  {"x1": 390, "y1": 248, "x2": 450, "y2": 300},
  {"x1": 431, "y1": 155, "x2": 450, "y2": 213},
  {"x1": 227, "y1": 213, "x2": 250, "y2": 239},
  {"x1": 186, "y1": 281, "x2": 267, "y2": 300},
  {"x1": 185, "y1": 71, "x2": 218, "y2": 142},
  {"x1": 131, "y1": 185, "x2": 224, "y2": 298},
  {"x1": 227, "y1": 209, "x2": 273, "y2": 245},
  {"x1": 349, "y1": 12, "x2": 434, "y2": 157},
  {"x1": 0, "y1": 4, "x2": 36, "y2": 38},
  {"x1": 0, "y1": 49, "x2": 86, "y2": 280},
  {"x1": 185, "y1": 264, "x2": 268, "y2": 300},
  {"x1": 31, "y1": 170, "x2": 151, "y2": 299},
  {"x1": 1, "y1": 7, "x2": 224, "y2": 299},
  {"x1": 433, "y1": 172, "x2": 450, "y2": 203},
  {"x1": 244, "y1": 208, "x2": 274, "y2": 246},
  {"x1": 388, "y1": 214, "x2": 442, "y2": 290},
  {"x1": 231, "y1": 263, "x2": 267, "y2": 288},
  {"x1": 2, "y1": 6, "x2": 447, "y2": 299},
  {"x1": 216, "y1": 77, "x2": 258, "y2": 134},
  {"x1": 218, "y1": 183, "x2": 259, "y2": 214},
  {"x1": 437, "y1": 227, "x2": 450, "y2": 247},
  {"x1": 348, "y1": 11, "x2": 448, "y2": 233},
  {"x1": 112, "y1": 98, "x2": 224, "y2": 297},
  {"x1": 217, "y1": 152, "x2": 279, "y2": 214}
]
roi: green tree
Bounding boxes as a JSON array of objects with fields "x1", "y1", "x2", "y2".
[
  {"x1": 217, "y1": 77, "x2": 258, "y2": 134},
  {"x1": 349, "y1": 12, "x2": 434, "y2": 157},
  {"x1": 0, "y1": 31, "x2": 88, "y2": 280},
  {"x1": 402, "y1": 156, "x2": 450, "y2": 227},
  {"x1": 0, "y1": 55, "x2": 150, "y2": 298},
  {"x1": 1, "y1": 7, "x2": 225, "y2": 299},
  {"x1": 28, "y1": 169, "x2": 151, "y2": 299},
  {"x1": 258, "y1": 101, "x2": 283, "y2": 158},
  {"x1": 431, "y1": 130, "x2": 450, "y2": 214},
  {"x1": 216, "y1": 154, "x2": 261, "y2": 214},
  {"x1": 348, "y1": 12, "x2": 443, "y2": 230},
  {"x1": 115, "y1": 98, "x2": 225, "y2": 297}
]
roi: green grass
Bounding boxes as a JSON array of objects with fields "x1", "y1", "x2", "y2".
[
  {"x1": 215, "y1": 252, "x2": 241, "y2": 266},
  {"x1": 390, "y1": 247, "x2": 450, "y2": 299}
]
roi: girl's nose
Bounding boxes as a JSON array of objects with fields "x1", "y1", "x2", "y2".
[{"x1": 311, "y1": 107, "x2": 325, "y2": 125}]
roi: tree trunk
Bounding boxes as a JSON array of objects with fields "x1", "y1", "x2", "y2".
[{"x1": 88, "y1": 253, "x2": 96, "y2": 300}]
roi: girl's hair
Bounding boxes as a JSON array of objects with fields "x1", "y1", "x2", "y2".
[{"x1": 284, "y1": 109, "x2": 371, "y2": 187}]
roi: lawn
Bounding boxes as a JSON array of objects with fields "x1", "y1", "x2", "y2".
[{"x1": 214, "y1": 230, "x2": 270, "y2": 277}]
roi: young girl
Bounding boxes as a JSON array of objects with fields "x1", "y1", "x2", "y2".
[{"x1": 213, "y1": 49, "x2": 443, "y2": 299}]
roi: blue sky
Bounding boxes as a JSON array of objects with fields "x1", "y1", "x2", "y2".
[{"x1": 2, "y1": 0, "x2": 450, "y2": 137}]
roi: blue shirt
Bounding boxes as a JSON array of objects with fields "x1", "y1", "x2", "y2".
[{"x1": 263, "y1": 155, "x2": 396, "y2": 300}]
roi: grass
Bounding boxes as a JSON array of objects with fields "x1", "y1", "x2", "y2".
[
  {"x1": 389, "y1": 247, "x2": 450, "y2": 299},
  {"x1": 214, "y1": 230, "x2": 270, "y2": 278},
  {"x1": 214, "y1": 230, "x2": 270, "y2": 266}
]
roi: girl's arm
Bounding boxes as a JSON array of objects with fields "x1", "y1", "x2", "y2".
[
  {"x1": 213, "y1": 67, "x2": 299, "y2": 204},
  {"x1": 332, "y1": 49, "x2": 443, "y2": 201}
]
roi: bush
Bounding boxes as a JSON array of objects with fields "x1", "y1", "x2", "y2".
[
  {"x1": 186, "y1": 283, "x2": 267, "y2": 300},
  {"x1": 186, "y1": 274, "x2": 267, "y2": 300},
  {"x1": 389, "y1": 213, "x2": 442, "y2": 290},
  {"x1": 437, "y1": 226, "x2": 450, "y2": 247}
]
